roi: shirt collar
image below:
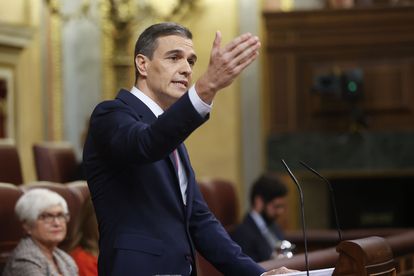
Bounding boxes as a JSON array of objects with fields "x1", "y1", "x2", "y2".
[
  {"x1": 130, "y1": 86, "x2": 164, "y2": 117},
  {"x1": 250, "y1": 210, "x2": 268, "y2": 234}
]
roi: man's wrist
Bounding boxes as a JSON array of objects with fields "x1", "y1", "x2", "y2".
[
  {"x1": 188, "y1": 85, "x2": 212, "y2": 117},
  {"x1": 194, "y1": 77, "x2": 217, "y2": 104}
]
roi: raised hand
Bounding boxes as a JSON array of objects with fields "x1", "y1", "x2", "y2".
[{"x1": 195, "y1": 31, "x2": 261, "y2": 104}]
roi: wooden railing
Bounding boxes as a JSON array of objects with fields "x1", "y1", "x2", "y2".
[{"x1": 259, "y1": 230, "x2": 414, "y2": 275}]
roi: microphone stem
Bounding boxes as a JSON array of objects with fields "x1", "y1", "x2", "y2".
[
  {"x1": 328, "y1": 184, "x2": 342, "y2": 242},
  {"x1": 299, "y1": 161, "x2": 343, "y2": 243},
  {"x1": 298, "y1": 186, "x2": 309, "y2": 276},
  {"x1": 281, "y1": 160, "x2": 310, "y2": 276}
]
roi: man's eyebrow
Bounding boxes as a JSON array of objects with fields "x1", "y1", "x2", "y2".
[{"x1": 165, "y1": 49, "x2": 182, "y2": 56}]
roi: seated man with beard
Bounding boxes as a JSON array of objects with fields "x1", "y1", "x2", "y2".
[{"x1": 231, "y1": 174, "x2": 290, "y2": 262}]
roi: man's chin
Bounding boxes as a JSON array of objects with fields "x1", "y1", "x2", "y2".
[
  {"x1": 171, "y1": 88, "x2": 188, "y2": 98},
  {"x1": 178, "y1": 86, "x2": 189, "y2": 93}
]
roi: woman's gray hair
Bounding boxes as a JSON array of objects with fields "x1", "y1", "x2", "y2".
[{"x1": 15, "y1": 188, "x2": 69, "y2": 223}]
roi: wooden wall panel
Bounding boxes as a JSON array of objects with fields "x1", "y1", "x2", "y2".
[{"x1": 263, "y1": 5, "x2": 414, "y2": 133}]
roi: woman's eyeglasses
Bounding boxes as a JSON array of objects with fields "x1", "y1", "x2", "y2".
[{"x1": 38, "y1": 212, "x2": 70, "y2": 223}]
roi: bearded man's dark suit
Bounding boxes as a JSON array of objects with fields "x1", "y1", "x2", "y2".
[
  {"x1": 231, "y1": 214, "x2": 285, "y2": 262},
  {"x1": 83, "y1": 89, "x2": 265, "y2": 276}
]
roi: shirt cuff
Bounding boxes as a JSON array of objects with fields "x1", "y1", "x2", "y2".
[{"x1": 188, "y1": 85, "x2": 212, "y2": 117}]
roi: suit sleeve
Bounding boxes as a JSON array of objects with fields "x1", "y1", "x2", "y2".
[
  {"x1": 88, "y1": 93, "x2": 207, "y2": 163},
  {"x1": 189, "y1": 185, "x2": 266, "y2": 276}
]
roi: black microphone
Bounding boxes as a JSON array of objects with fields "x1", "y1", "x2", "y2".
[
  {"x1": 299, "y1": 161, "x2": 342, "y2": 243},
  {"x1": 281, "y1": 159, "x2": 309, "y2": 276}
]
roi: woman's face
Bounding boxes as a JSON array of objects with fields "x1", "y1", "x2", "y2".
[{"x1": 24, "y1": 204, "x2": 68, "y2": 248}]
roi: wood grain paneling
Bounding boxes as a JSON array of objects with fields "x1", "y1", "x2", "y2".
[{"x1": 263, "y1": 5, "x2": 414, "y2": 133}]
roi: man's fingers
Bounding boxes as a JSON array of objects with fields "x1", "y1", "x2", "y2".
[
  {"x1": 232, "y1": 38, "x2": 260, "y2": 64},
  {"x1": 227, "y1": 37, "x2": 260, "y2": 73},
  {"x1": 224, "y1": 32, "x2": 253, "y2": 52},
  {"x1": 233, "y1": 50, "x2": 259, "y2": 75},
  {"x1": 221, "y1": 35, "x2": 260, "y2": 70},
  {"x1": 232, "y1": 36, "x2": 260, "y2": 58},
  {"x1": 212, "y1": 31, "x2": 222, "y2": 52},
  {"x1": 198, "y1": 31, "x2": 261, "y2": 95}
]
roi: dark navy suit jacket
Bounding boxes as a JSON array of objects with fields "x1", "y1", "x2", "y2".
[
  {"x1": 231, "y1": 213, "x2": 285, "y2": 262},
  {"x1": 83, "y1": 89, "x2": 265, "y2": 276}
]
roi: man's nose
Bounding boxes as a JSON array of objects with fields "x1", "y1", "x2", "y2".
[{"x1": 180, "y1": 60, "x2": 192, "y2": 76}]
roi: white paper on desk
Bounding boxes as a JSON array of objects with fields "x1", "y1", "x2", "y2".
[{"x1": 278, "y1": 267, "x2": 334, "y2": 276}]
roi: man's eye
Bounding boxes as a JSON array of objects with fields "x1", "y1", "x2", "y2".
[
  {"x1": 188, "y1": 59, "x2": 195, "y2": 66},
  {"x1": 169, "y1": 56, "x2": 179, "y2": 61}
]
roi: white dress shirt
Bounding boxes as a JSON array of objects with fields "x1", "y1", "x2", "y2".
[{"x1": 250, "y1": 210, "x2": 280, "y2": 249}]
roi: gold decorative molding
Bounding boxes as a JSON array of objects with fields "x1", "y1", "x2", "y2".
[
  {"x1": 100, "y1": 2, "x2": 116, "y2": 100},
  {"x1": 0, "y1": 22, "x2": 33, "y2": 49},
  {"x1": 0, "y1": 22, "x2": 34, "y2": 141},
  {"x1": 45, "y1": 12, "x2": 63, "y2": 140},
  {"x1": 51, "y1": 14, "x2": 63, "y2": 140}
]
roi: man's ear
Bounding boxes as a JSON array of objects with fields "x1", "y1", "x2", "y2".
[{"x1": 135, "y1": 54, "x2": 149, "y2": 77}]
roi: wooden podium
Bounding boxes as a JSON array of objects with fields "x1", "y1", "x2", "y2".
[
  {"x1": 259, "y1": 236, "x2": 397, "y2": 276},
  {"x1": 333, "y1": 236, "x2": 396, "y2": 276}
]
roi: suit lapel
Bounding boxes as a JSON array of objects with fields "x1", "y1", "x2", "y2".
[
  {"x1": 116, "y1": 89, "x2": 157, "y2": 124},
  {"x1": 177, "y1": 144, "x2": 189, "y2": 176},
  {"x1": 177, "y1": 144, "x2": 195, "y2": 218}
]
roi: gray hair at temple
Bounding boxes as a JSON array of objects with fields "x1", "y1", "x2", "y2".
[
  {"x1": 15, "y1": 188, "x2": 68, "y2": 224},
  {"x1": 133, "y1": 22, "x2": 193, "y2": 82}
]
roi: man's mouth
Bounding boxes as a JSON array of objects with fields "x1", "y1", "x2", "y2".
[{"x1": 172, "y1": 80, "x2": 188, "y2": 89}]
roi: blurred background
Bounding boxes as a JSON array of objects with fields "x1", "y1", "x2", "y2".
[{"x1": 1, "y1": 0, "x2": 414, "y2": 232}]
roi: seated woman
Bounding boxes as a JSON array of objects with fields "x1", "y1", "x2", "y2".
[{"x1": 2, "y1": 188, "x2": 78, "y2": 276}]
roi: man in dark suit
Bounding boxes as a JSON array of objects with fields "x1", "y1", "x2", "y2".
[
  {"x1": 231, "y1": 174, "x2": 289, "y2": 262},
  {"x1": 83, "y1": 22, "x2": 292, "y2": 276}
]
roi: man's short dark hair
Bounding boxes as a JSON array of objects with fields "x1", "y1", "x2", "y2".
[
  {"x1": 250, "y1": 173, "x2": 288, "y2": 205},
  {"x1": 134, "y1": 22, "x2": 193, "y2": 82}
]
